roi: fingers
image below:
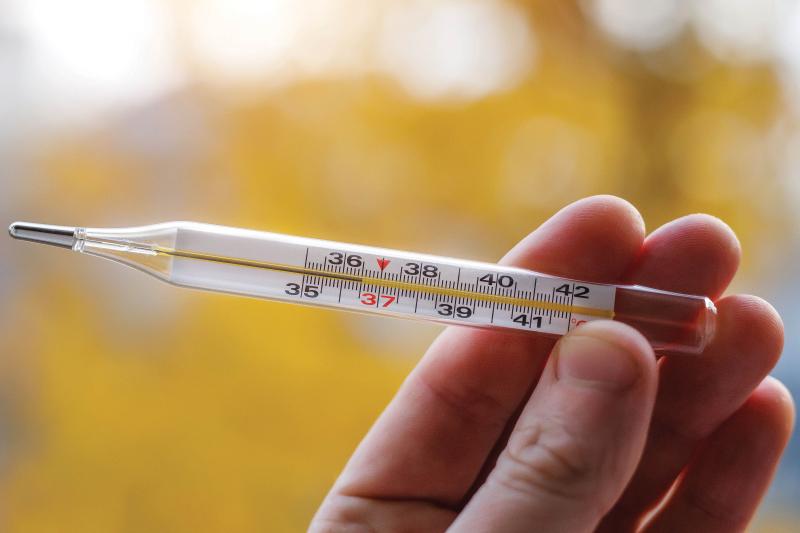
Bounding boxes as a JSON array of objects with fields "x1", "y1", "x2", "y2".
[
  {"x1": 621, "y1": 214, "x2": 741, "y2": 298},
  {"x1": 450, "y1": 322, "x2": 657, "y2": 533},
  {"x1": 653, "y1": 295, "x2": 784, "y2": 438},
  {"x1": 644, "y1": 377, "x2": 795, "y2": 532},
  {"x1": 601, "y1": 295, "x2": 784, "y2": 529},
  {"x1": 502, "y1": 195, "x2": 645, "y2": 281},
  {"x1": 599, "y1": 216, "x2": 785, "y2": 530},
  {"x1": 329, "y1": 196, "x2": 645, "y2": 507}
]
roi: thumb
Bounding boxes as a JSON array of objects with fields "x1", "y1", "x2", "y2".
[{"x1": 451, "y1": 321, "x2": 657, "y2": 533}]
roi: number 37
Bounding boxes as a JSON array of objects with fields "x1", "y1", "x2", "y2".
[{"x1": 361, "y1": 292, "x2": 396, "y2": 307}]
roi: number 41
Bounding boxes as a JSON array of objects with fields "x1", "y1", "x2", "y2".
[{"x1": 512, "y1": 313, "x2": 542, "y2": 328}]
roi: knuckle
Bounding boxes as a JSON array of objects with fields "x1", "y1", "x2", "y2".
[
  {"x1": 310, "y1": 495, "x2": 379, "y2": 533},
  {"x1": 311, "y1": 494, "x2": 452, "y2": 533},
  {"x1": 681, "y1": 490, "x2": 750, "y2": 531},
  {"x1": 309, "y1": 518, "x2": 376, "y2": 533},
  {"x1": 493, "y1": 419, "x2": 598, "y2": 502},
  {"x1": 415, "y1": 372, "x2": 507, "y2": 431}
]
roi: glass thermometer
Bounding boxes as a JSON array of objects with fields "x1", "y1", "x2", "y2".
[{"x1": 8, "y1": 221, "x2": 716, "y2": 354}]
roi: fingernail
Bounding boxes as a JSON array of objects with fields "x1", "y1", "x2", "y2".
[{"x1": 556, "y1": 329, "x2": 640, "y2": 390}]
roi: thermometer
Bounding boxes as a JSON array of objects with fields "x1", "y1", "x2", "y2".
[{"x1": 9, "y1": 221, "x2": 716, "y2": 354}]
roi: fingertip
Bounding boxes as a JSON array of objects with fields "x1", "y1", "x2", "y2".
[
  {"x1": 667, "y1": 213, "x2": 742, "y2": 263},
  {"x1": 566, "y1": 320, "x2": 657, "y2": 381},
  {"x1": 571, "y1": 320, "x2": 654, "y2": 359},
  {"x1": 749, "y1": 376, "x2": 796, "y2": 441},
  {"x1": 503, "y1": 195, "x2": 645, "y2": 281},
  {"x1": 569, "y1": 195, "x2": 646, "y2": 237},
  {"x1": 556, "y1": 195, "x2": 646, "y2": 247},
  {"x1": 633, "y1": 213, "x2": 741, "y2": 297},
  {"x1": 716, "y1": 294, "x2": 784, "y2": 369},
  {"x1": 682, "y1": 213, "x2": 741, "y2": 258}
]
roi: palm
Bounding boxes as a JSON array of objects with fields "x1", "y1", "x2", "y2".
[{"x1": 311, "y1": 196, "x2": 792, "y2": 533}]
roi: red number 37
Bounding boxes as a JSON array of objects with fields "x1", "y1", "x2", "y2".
[{"x1": 360, "y1": 292, "x2": 396, "y2": 307}]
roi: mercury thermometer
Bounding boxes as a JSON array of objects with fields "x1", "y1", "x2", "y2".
[{"x1": 8, "y1": 221, "x2": 716, "y2": 354}]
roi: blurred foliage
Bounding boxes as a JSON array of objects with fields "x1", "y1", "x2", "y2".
[{"x1": 0, "y1": 0, "x2": 797, "y2": 531}]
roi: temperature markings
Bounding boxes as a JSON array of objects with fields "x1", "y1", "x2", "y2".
[
  {"x1": 361, "y1": 276, "x2": 610, "y2": 317},
  {"x1": 156, "y1": 244, "x2": 615, "y2": 334}
]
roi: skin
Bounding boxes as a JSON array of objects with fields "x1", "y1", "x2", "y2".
[{"x1": 310, "y1": 196, "x2": 795, "y2": 532}]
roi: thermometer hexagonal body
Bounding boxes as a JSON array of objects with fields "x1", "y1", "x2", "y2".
[{"x1": 9, "y1": 221, "x2": 716, "y2": 354}]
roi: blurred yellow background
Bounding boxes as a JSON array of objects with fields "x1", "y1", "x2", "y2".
[{"x1": 1, "y1": 0, "x2": 799, "y2": 531}]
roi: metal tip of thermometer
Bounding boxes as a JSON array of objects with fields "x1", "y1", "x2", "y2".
[{"x1": 8, "y1": 221, "x2": 77, "y2": 249}]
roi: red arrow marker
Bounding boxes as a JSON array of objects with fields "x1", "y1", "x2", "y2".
[{"x1": 377, "y1": 258, "x2": 391, "y2": 271}]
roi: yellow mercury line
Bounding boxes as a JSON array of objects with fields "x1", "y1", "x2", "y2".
[
  {"x1": 363, "y1": 277, "x2": 614, "y2": 318},
  {"x1": 154, "y1": 246, "x2": 615, "y2": 319}
]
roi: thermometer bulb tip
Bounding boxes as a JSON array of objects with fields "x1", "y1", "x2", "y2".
[{"x1": 8, "y1": 221, "x2": 77, "y2": 249}]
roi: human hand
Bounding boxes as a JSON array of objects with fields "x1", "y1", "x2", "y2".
[{"x1": 310, "y1": 196, "x2": 794, "y2": 532}]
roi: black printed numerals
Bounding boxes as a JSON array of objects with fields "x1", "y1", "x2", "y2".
[
  {"x1": 437, "y1": 303, "x2": 473, "y2": 318},
  {"x1": 512, "y1": 313, "x2": 543, "y2": 328},
  {"x1": 555, "y1": 283, "x2": 590, "y2": 298},
  {"x1": 478, "y1": 273, "x2": 514, "y2": 287},
  {"x1": 327, "y1": 252, "x2": 363, "y2": 268},
  {"x1": 402, "y1": 263, "x2": 439, "y2": 278},
  {"x1": 285, "y1": 283, "x2": 320, "y2": 298}
]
